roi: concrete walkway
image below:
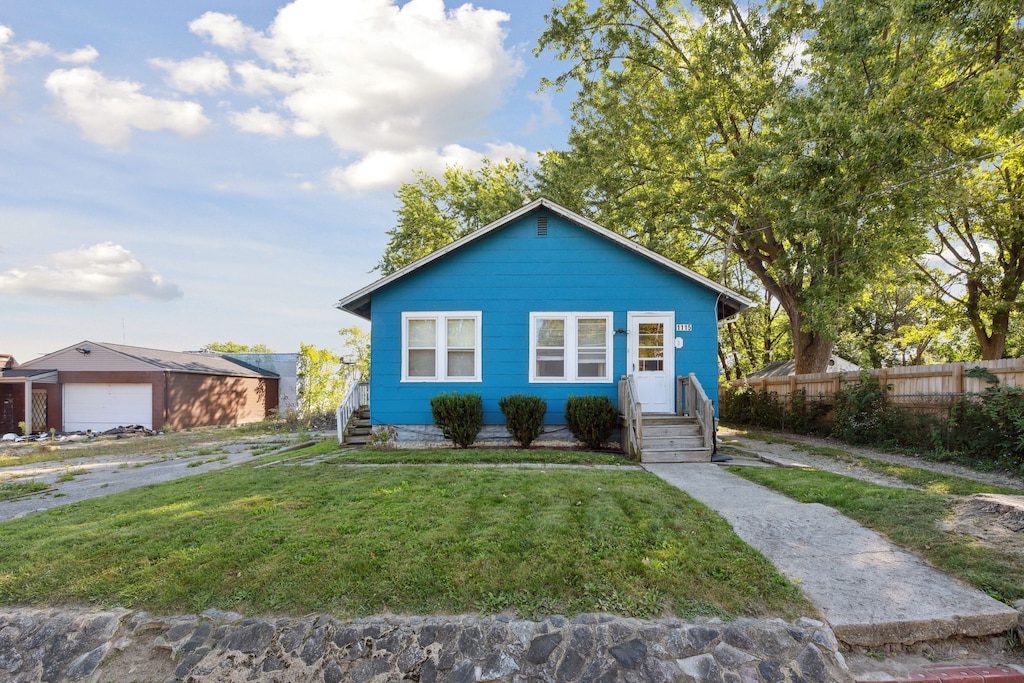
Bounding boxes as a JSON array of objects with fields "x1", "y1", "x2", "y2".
[{"x1": 644, "y1": 463, "x2": 1020, "y2": 648}]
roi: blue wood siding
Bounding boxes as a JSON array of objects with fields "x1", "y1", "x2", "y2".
[{"x1": 369, "y1": 210, "x2": 721, "y2": 426}]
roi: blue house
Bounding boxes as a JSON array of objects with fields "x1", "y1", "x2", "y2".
[{"x1": 337, "y1": 198, "x2": 752, "y2": 461}]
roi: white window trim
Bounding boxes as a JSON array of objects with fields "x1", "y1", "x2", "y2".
[
  {"x1": 529, "y1": 312, "x2": 614, "y2": 383},
  {"x1": 401, "y1": 311, "x2": 482, "y2": 382}
]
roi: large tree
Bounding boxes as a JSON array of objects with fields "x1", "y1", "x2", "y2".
[
  {"x1": 825, "y1": 0, "x2": 1024, "y2": 360},
  {"x1": 536, "y1": 0, "x2": 941, "y2": 373},
  {"x1": 922, "y1": 139, "x2": 1024, "y2": 359},
  {"x1": 376, "y1": 159, "x2": 533, "y2": 275}
]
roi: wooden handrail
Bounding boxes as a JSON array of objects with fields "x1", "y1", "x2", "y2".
[
  {"x1": 618, "y1": 374, "x2": 643, "y2": 460},
  {"x1": 678, "y1": 373, "x2": 714, "y2": 452},
  {"x1": 335, "y1": 369, "x2": 369, "y2": 444}
]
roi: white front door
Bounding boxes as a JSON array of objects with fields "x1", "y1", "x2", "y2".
[{"x1": 627, "y1": 312, "x2": 675, "y2": 413}]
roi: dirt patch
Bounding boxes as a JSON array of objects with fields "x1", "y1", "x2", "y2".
[{"x1": 939, "y1": 494, "x2": 1024, "y2": 556}]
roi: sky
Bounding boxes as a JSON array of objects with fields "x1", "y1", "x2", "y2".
[{"x1": 0, "y1": 0, "x2": 574, "y2": 363}]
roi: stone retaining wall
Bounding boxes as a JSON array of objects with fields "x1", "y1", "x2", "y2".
[{"x1": 0, "y1": 607, "x2": 852, "y2": 682}]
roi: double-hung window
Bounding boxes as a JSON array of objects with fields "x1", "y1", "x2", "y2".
[
  {"x1": 530, "y1": 312, "x2": 613, "y2": 382},
  {"x1": 402, "y1": 312, "x2": 482, "y2": 382}
]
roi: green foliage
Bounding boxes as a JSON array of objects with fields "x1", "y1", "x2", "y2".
[
  {"x1": 719, "y1": 387, "x2": 786, "y2": 431},
  {"x1": 835, "y1": 265, "x2": 953, "y2": 368},
  {"x1": 296, "y1": 343, "x2": 347, "y2": 421},
  {"x1": 536, "y1": 0, "x2": 936, "y2": 373},
  {"x1": 831, "y1": 375, "x2": 895, "y2": 445},
  {"x1": 0, "y1": 481, "x2": 49, "y2": 502},
  {"x1": 366, "y1": 425, "x2": 397, "y2": 450},
  {"x1": 201, "y1": 341, "x2": 273, "y2": 353},
  {"x1": 564, "y1": 395, "x2": 617, "y2": 450},
  {"x1": 338, "y1": 326, "x2": 371, "y2": 382},
  {"x1": 498, "y1": 395, "x2": 547, "y2": 448},
  {"x1": 722, "y1": 379, "x2": 946, "y2": 450},
  {"x1": 430, "y1": 393, "x2": 484, "y2": 448},
  {"x1": 377, "y1": 159, "x2": 533, "y2": 275},
  {"x1": 785, "y1": 389, "x2": 829, "y2": 436},
  {"x1": 949, "y1": 387, "x2": 1024, "y2": 475}
]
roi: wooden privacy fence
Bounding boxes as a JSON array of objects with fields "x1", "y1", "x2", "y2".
[{"x1": 730, "y1": 358, "x2": 1024, "y2": 409}]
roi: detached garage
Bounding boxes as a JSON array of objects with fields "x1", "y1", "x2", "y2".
[{"x1": 1, "y1": 341, "x2": 279, "y2": 434}]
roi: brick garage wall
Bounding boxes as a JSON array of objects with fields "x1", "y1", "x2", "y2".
[{"x1": 165, "y1": 374, "x2": 278, "y2": 430}]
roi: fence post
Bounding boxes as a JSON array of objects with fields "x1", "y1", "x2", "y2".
[{"x1": 953, "y1": 363, "x2": 964, "y2": 395}]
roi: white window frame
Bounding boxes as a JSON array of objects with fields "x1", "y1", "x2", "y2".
[
  {"x1": 401, "y1": 312, "x2": 482, "y2": 382},
  {"x1": 529, "y1": 312, "x2": 614, "y2": 383}
]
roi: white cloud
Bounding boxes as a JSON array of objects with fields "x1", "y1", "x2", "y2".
[
  {"x1": 6, "y1": 38, "x2": 50, "y2": 62},
  {"x1": 57, "y1": 45, "x2": 99, "y2": 64},
  {"x1": 0, "y1": 25, "x2": 11, "y2": 94},
  {"x1": 191, "y1": 0, "x2": 522, "y2": 192},
  {"x1": 228, "y1": 106, "x2": 287, "y2": 136},
  {"x1": 328, "y1": 141, "x2": 528, "y2": 193},
  {"x1": 150, "y1": 54, "x2": 230, "y2": 93},
  {"x1": 45, "y1": 67, "x2": 210, "y2": 146},
  {"x1": 0, "y1": 243, "x2": 183, "y2": 301},
  {"x1": 189, "y1": 11, "x2": 264, "y2": 52}
]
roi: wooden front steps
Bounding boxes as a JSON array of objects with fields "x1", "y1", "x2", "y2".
[
  {"x1": 342, "y1": 408, "x2": 371, "y2": 445},
  {"x1": 640, "y1": 414, "x2": 712, "y2": 463}
]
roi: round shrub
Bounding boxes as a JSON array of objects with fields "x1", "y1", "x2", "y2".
[
  {"x1": 565, "y1": 395, "x2": 618, "y2": 450},
  {"x1": 499, "y1": 394, "x2": 547, "y2": 448},
  {"x1": 430, "y1": 392, "x2": 483, "y2": 448}
]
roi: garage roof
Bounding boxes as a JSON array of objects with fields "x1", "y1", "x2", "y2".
[{"x1": 17, "y1": 341, "x2": 279, "y2": 378}]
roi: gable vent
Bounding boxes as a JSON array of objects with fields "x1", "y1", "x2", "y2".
[{"x1": 537, "y1": 216, "x2": 548, "y2": 236}]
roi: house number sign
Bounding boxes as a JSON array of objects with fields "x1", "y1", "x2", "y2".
[{"x1": 676, "y1": 324, "x2": 692, "y2": 332}]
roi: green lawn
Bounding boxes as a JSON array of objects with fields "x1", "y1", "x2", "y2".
[
  {"x1": 305, "y1": 440, "x2": 632, "y2": 466},
  {"x1": 0, "y1": 453, "x2": 809, "y2": 620},
  {"x1": 732, "y1": 466, "x2": 1024, "y2": 604}
]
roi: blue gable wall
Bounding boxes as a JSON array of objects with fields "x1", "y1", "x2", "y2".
[{"x1": 368, "y1": 208, "x2": 722, "y2": 427}]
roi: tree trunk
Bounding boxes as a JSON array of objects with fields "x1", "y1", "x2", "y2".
[
  {"x1": 976, "y1": 310, "x2": 1008, "y2": 360},
  {"x1": 793, "y1": 326, "x2": 836, "y2": 375}
]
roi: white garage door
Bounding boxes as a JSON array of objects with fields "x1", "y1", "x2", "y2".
[{"x1": 63, "y1": 383, "x2": 153, "y2": 432}]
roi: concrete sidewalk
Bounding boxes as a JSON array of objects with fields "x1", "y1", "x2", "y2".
[{"x1": 644, "y1": 463, "x2": 1020, "y2": 648}]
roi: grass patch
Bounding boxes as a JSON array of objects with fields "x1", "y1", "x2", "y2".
[
  {"x1": 749, "y1": 435, "x2": 1024, "y2": 495},
  {"x1": 731, "y1": 466, "x2": 1024, "y2": 604},
  {"x1": 0, "y1": 460, "x2": 808, "y2": 620},
  {"x1": 55, "y1": 468, "x2": 89, "y2": 483},
  {"x1": 187, "y1": 455, "x2": 230, "y2": 468},
  {"x1": 319, "y1": 444, "x2": 631, "y2": 466},
  {"x1": 0, "y1": 481, "x2": 50, "y2": 501}
]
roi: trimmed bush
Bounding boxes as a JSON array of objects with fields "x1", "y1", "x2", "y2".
[
  {"x1": 949, "y1": 386, "x2": 1024, "y2": 474},
  {"x1": 430, "y1": 392, "x2": 483, "y2": 448},
  {"x1": 565, "y1": 395, "x2": 618, "y2": 450},
  {"x1": 719, "y1": 386, "x2": 786, "y2": 430},
  {"x1": 498, "y1": 394, "x2": 547, "y2": 448}
]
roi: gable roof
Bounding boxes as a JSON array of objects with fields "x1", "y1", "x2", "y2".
[
  {"x1": 18, "y1": 341, "x2": 278, "y2": 378},
  {"x1": 337, "y1": 197, "x2": 755, "y2": 320},
  {"x1": 0, "y1": 354, "x2": 14, "y2": 369}
]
